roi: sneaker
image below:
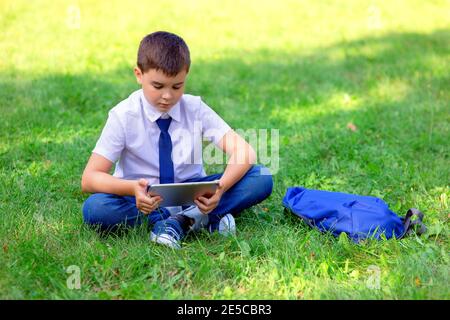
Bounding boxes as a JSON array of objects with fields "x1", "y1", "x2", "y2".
[
  {"x1": 165, "y1": 206, "x2": 183, "y2": 216},
  {"x1": 179, "y1": 205, "x2": 209, "y2": 232},
  {"x1": 208, "y1": 213, "x2": 236, "y2": 236},
  {"x1": 150, "y1": 215, "x2": 191, "y2": 249}
]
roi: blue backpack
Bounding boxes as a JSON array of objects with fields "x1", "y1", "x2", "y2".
[{"x1": 282, "y1": 187, "x2": 426, "y2": 242}]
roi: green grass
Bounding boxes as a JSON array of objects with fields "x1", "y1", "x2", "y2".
[{"x1": 0, "y1": 0, "x2": 449, "y2": 299}]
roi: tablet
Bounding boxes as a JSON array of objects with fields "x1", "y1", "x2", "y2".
[{"x1": 146, "y1": 180, "x2": 220, "y2": 207}]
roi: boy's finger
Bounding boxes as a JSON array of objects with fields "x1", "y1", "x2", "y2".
[
  {"x1": 197, "y1": 196, "x2": 210, "y2": 206},
  {"x1": 140, "y1": 198, "x2": 152, "y2": 207},
  {"x1": 141, "y1": 197, "x2": 161, "y2": 207},
  {"x1": 147, "y1": 195, "x2": 162, "y2": 201},
  {"x1": 194, "y1": 199, "x2": 208, "y2": 211},
  {"x1": 139, "y1": 206, "x2": 152, "y2": 214},
  {"x1": 138, "y1": 178, "x2": 148, "y2": 189},
  {"x1": 140, "y1": 202, "x2": 154, "y2": 209}
]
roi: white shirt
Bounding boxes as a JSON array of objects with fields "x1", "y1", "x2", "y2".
[{"x1": 93, "y1": 89, "x2": 231, "y2": 184}]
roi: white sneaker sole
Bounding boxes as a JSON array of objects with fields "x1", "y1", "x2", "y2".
[
  {"x1": 218, "y1": 214, "x2": 236, "y2": 236},
  {"x1": 150, "y1": 232, "x2": 181, "y2": 249}
]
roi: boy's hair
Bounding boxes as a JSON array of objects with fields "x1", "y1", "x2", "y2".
[{"x1": 137, "y1": 31, "x2": 190, "y2": 76}]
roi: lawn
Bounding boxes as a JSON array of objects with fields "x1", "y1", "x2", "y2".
[{"x1": 0, "y1": 0, "x2": 448, "y2": 299}]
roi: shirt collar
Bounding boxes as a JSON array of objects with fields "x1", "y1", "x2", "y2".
[{"x1": 140, "y1": 90, "x2": 181, "y2": 123}]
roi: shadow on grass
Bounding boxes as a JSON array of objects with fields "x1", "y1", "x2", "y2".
[{"x1": 0, "y1": 29, "x2": 448, "y2": 218}]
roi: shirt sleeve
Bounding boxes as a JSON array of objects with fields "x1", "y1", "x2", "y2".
[
  {"x1": 199, "y1": 99, "x2": 232, "y2": 146},
  {"x1": 92, "y1": 110, "x2": 125, "y2": 163}
]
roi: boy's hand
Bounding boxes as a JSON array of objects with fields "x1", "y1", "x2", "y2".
[
  {"x1": 194, "y1": 181, "x2": 225, "y2": 214},
  {"x1": 134, "y1": 178, "x2": 162, "y2": 214}
]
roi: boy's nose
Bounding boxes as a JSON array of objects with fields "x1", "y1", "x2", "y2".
[{"x1": 162, "y1": 91, "x2": 172, "y2": 100}]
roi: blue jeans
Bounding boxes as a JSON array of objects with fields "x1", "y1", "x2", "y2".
[{"x1": 82, "y1": 165, "x2": 273, "y2": 232}]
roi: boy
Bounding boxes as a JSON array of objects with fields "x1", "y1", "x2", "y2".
[{"x1": 81, "y1": 31, "x2": 273, "y2": 249}]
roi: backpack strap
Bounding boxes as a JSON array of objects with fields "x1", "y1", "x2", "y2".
[{"x1": 401, "y1": 208, "x2": 427, "y2": 238}]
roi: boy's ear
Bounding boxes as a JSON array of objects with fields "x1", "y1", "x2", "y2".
[{"x1": 134, "y1": 67, "x2": 143, "y2": 85}]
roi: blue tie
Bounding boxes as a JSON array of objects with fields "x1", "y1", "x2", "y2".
[{"x1": 156, "y1": 117, "x2": 174, "y2": 184}]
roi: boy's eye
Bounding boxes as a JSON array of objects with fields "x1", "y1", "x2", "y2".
[{"x1": 152, "y1": 85, "x2": 182, "y2": 90}]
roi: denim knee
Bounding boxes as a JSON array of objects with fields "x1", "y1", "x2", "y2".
[
  {"x1": 242, "y1": 165, "x2": 273, "y2": 202},
  {"x1": 82, "y1": 193, "x2": 108, "y2": 225},
  {"x1": 254, "y1": 165, "x2": 274, "y2": 200}
]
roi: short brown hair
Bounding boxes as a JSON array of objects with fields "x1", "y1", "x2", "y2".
[{"x1": 137, "y1": 31, "x2": 190, "y2": 76}]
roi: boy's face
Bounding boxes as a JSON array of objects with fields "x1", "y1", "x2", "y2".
[{"x1": 134, "y1": 67, "x2": 188, "y2": 113}]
